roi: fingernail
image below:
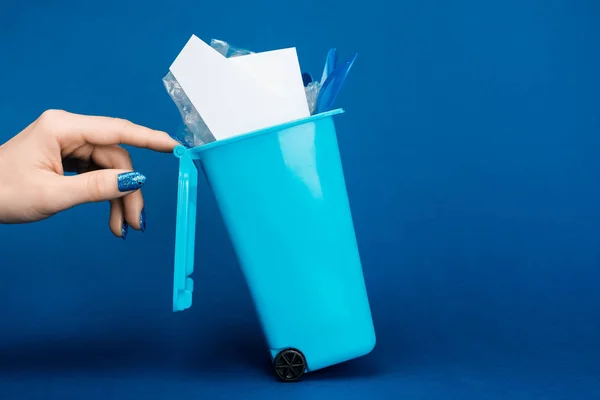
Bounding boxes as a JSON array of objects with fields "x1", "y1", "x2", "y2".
[
  {"x1": 140, "y1": 209, "x2": 146, "y2": 233},
  {"x1": 117, "y1": 172, "x2": 146, "y2": 192},
  {"x1": 121, "y1": 221, "x2": 128, "y2": 240}
]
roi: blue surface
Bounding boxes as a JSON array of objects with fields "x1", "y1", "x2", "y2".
[
  {"x1": 172, "y1": 110, "x2": 375, "y2": 374},
  {"x1": 1, "y1": 0, "x2": 600, "y2": 398}
]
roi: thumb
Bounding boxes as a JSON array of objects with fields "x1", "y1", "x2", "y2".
[{"x1": 56, "y1": 170, "x2": 147, "y2": 206}]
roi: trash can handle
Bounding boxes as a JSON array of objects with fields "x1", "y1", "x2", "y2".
[{"x1": 172, "y1": 146, "x2": 197, "y2": 311}]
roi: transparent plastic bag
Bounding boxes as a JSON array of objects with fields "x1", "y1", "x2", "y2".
[
  {"x1": 210, "y1": 38, "x2": 254, "y2": 58},
  {"x1": 163, "y1": 39, "x2": 322, "y2": 148},
  {"x1": 162, "y1": 71, "x2": 213, "y2": 147},
  {"x1": 162, "y1": 39, "x2": 257, "y2": 147},
  {"x1": 305, "y1": 81, "x2": 321, "y2": 115}
]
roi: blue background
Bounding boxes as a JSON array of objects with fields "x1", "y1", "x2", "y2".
[{"x1": 1, "y1": 0, "x2": 599, "y2": 398}]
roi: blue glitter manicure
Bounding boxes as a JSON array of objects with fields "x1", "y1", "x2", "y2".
[
  {"x1": 140, "y1": 209, "x2": 146, "y2": 233},
  {"x1": 117, "y1": 172, "x2": 146, "y2": 192},
  {"x1": 121, "y1": 221, "x2": 129, "y2": 240}
]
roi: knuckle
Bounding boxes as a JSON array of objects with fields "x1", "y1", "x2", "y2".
[
  {"x1": 86, "y1": 173, "x2": 107, "y2": 201},
  {"x1": 113, "y1": 117, "x2": 132, "y2": 130},
  {"x1": 38, "y1": 109, "x2": 65, "y2": 126},
  {"x1": 36, "y1": 109, "x2": 68, "y2": 135},
  {"x1": 110, "y1": 118, "x2": 132, "y2": 144}
]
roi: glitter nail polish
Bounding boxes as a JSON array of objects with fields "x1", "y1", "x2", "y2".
[
  {"x1": 117, "y1": 172, "x2": 146, "y2": 192},
  {"x1": 140, "y1": 209, "x2": 146, "y2": 233},
  {"x1": 121, "y1": 221, "x2": 128, "y2": 240}
]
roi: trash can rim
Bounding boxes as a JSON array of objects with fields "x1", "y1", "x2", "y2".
[{"x1": 174, "y1": 108, "x2": 344, "y2": 158}]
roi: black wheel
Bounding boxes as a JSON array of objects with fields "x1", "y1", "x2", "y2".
[{"x1": 273, "y1": 348, "x2": 306, "y2": 382}]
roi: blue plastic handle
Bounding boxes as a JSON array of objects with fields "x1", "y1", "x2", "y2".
[{"x1": 172, "y1": 145, "x2": 198, "y2": 311}]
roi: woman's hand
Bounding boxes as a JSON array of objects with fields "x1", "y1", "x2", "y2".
[{"x1": 0, "y1": 109, "x2": 179, "y2": 239}]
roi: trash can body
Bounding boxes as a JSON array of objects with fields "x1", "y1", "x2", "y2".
[{"x1": 172, "y1": 109, "x2": 375, "y2": 376}]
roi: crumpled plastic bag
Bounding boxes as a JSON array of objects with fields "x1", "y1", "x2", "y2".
[
  {"x1": 210, "y1": 38, "x2": 254, "y2": 58},
  {"x1": 305, "y1": 81, "x2": 321, "y2": 115},
  {"x1": 162, "y1": 71, "x2": 212, "y2": 147},
  {"x1": 163, "y1": 39, "x2": 322, "y2": 148}
]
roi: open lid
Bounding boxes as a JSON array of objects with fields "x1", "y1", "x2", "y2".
[{"x1": 172, "y1": 146, "x2": 198, "y2": 311}]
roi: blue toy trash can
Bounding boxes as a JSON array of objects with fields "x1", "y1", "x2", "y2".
[{"x1": 171, "y1": 108, "x2": 376, "y2": 381}]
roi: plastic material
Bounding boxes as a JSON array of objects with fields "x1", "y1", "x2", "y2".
[
  {"x1": 315, "y1": 53, "x2": 358, "y2": 114},
  {"x1": 163, "y1": 71, "x2": 215, "y2": 147},
  {"x1": 172, "y1": 109, "x2": 376, "y2": 377},
  {"x1": 172, "y1": 145, "x2": 198, "y2": 311},
  {"x1": 162, "y1": 39, "x2": 254, "y2": 148},
  {"x1": 163, "y1": 38, "x2": 328, "y2": 146},
  {"x1": 320, "y1": 48, "x2": 337, "y2": 85},
  {"x1": 305, "y1": 81, "x2": 321, "y2": 115}
]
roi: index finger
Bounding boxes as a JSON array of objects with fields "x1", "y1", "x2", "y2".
[{"x1": 42, "y1": 110, "x2": 179, "y2": 153}]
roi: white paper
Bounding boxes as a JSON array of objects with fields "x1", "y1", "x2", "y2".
[
  {"x1": 228, "y1": 48, "x2": 310, "y2": 117},
  {"x1": 169, "y1": 35, "x2": 310, "y2": 140}
]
